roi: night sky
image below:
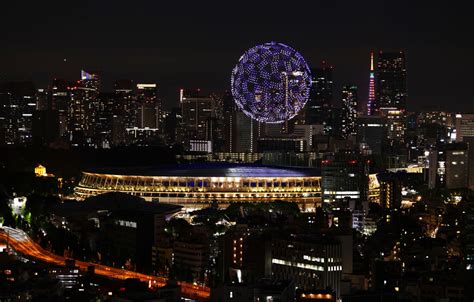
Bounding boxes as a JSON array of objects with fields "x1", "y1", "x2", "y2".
[{"x1": 1, "y1": 1, "x2": 471, "y2": 111}]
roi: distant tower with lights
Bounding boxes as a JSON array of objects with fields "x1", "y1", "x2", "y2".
[
  {"x1": 367, "y1": 52, "x2": 376, "y2": 115},
  {"x1": 341, "y1": 85, "x2": 358, "y2": 139}
]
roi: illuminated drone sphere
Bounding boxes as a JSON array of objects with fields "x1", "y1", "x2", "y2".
[{"x1": 231, "y1": 42, "x2": 312, "y2": 123}]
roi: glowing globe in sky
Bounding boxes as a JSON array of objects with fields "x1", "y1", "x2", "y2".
[{"x1": 231, "y1": 42, "x2": 312, "y2": 123}]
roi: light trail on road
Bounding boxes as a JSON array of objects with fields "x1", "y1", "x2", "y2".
[{"x1": 0, "y1": 227, "x2": 210, "y2": 301}]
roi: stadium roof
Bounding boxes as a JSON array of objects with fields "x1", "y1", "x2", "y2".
[{"x1": 86, "y1": 163, "x2": 320, "y2": 177}]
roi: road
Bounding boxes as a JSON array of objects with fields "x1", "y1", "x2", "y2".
[{"x1": 0, "y1": 227, "x2": 210, "y2": 300}]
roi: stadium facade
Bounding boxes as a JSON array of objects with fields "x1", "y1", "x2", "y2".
[{"x1": 75, "y1": 163, "x2": 322, "y2": 209}]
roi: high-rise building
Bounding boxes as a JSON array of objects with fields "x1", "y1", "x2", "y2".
[
  {"x1": 67, "y1": 70, "x2": 100, "y2": 146},
  {"x1": 220, "y1": 230, "x2": 271, "y2": 284},
  {"x1": 0, "y1": 81, "x2": 36, "y2": 145},
  {"x1": 180, "y1": 89, "x2": 215, "y2": 143},
  {"x1": 455, "y1": 113, "x2": 474, "y2": 142},
  {"x1": 377, "y1": 172, "x2": 403, "y2": 209},
  {"x1": 137, "y1": 83, "x2": 160, "y2": 129},
  {"x1": 118, "y1": 83, "x2": 162, "y2": 147},
  {"x1": 428, "y1": 143, "x2": 469, "y2": 189},
  {"x1": 271, "y1": 235, "x2": 343, "y2": 297},
  {"x1": 340, "y1": 85, "x2": 358, "y2": 139},
  {"x1": 376, "y1": 51, "x2": 407, "y2": 111},
  {"x1": 367, "y1": 52, "x2": 376, "y2": 115},
  {"x1": 376, "y1": 51, "x2": 407, "y2": 143},
  {"x1": 418, "y1": 111, "x2": 454, "y2": 128},
  {"x1": 95, "y1": 92, "x2": 117, "y2": 148},
  {"x1": 321, "y1": 150, "x2": 368, "y2": 203},
  {"x1": 379, "y1": 107, "x2": 406, "y2": 142},
  {"x1": 112, "y1": 80, "x2": 136, "y2": 146},
  {"x1": 163, "y1": 107, "x2": 182, "y2": 146},
  {"x1": 293, "y1": 124, "x2": 324, "y2": 151},
  {"x1": 51, "y1": 79, "x2": 72, "y2": 137},
  {"x1": 356, "y1": 115, "x2": 388, "y2": 155},
  {"x1": 305, "y1": 63, "x2": 333, "y2": 128},
  {"x1": 114, "y1": 80, "x2": 137, "y2": 128},
  {"x1": 234, "y1": 110, "x2": 261, "y2": 153}
]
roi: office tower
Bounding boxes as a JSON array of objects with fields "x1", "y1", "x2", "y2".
[
  {"x1": 221, "y1": 90, "x2": 262, "y2": 153},
  {"x1": 293, "y1": 124, "x2": 324, "y2": 151},
  {"x1": 67, "y1": 70, "x2": 100, "y2": 146},
  {"x1": 418, "y1": 111, "x2": 454, "y2": 128},
  {"x1": 379, "y1": 107, "x2": 405, "y2": 142},
  {"x1": 112, "y1": 80, "x2": 135, "y2": 145},
  {"x1": 305, "y1": 63, "x2": 333, "y2": 128},
  {"x1": 94, "y1": 92, "x2": 117, "y2": 148},
  {"x1": 162, "y1": 107, "x2": 182, "y2": 146},
  {"x1": 206, "y1": 116, "x2": 225, "y2": 152},
  {"x1": 377, "y1": 172, "x2": 403, "y2": 209},
  {"x1": 180, "y1": 89, "x2": 214, "y2": 142},
  {"x1": 455, "y1": 113, "x2": 474, "y2": 142},
  {"x1": 415, "y1": 111, "x2": 454, "y2": 145},
  {"x1": 137, "y1": 83, "x2": 160, "y2": 129},
  {"x1": 376, "y1": 51, "x2": 407, "y2": 143},
  {"x1": 356, "y1": 115, "x2": 388, "y2": 155},
  {"x1": 235, "y1": 111, "x2": 261, "y2": 153},
  {"x1": 367, "y1": 52, "x2": 376, "y2": 115},
  {"x1": 114, "y1": 80, "x2": 136, "y2": 129},
  {"x1": 340, "y1": 85, "x2": 358, "y2": 139},
  {"x1": 272, "y1": 235, "x2": 343, "y2": 297},
  {"x1": 428, "y1": 143, "x2": 469, "y2": 189},
  {"x1": 321, "y1": 150, "x2": 368, "y2": 203},
  {"x1": 51, "y1": 79, "x2": 72, "y2": 137},
  {"x1": 80, "y1": 70, "x2": 100, "y2": 144},
  {"x1": 0, "y1": 81, "x2": 36, "y2": 145},
  {"x1": 36, "y1": 88, "x2": 49, "y2": 111},
  {"x1": 376, "y1": 51, "x2": 407, "y2": 110},
  {"x1": 121, "y1": 83, "x2": 162, "y2": 147},
  {"x1": 220, "y1": 230, "x2": 271, "y2": 284}
]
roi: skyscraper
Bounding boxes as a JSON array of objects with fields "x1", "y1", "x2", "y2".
[
  {"x1": 305, "y1": 63, "x2": 333, "y2": 128},
  {"x1": 113, "y1": 80, "x2": 136, "y2": 145},
  {"x1": 67, "y1": 70, "x2": 100, "y2": 146},
  {"x1": 0, "y1": 81, "x2": 36, "y2": 145},
  {"x1": 367, "y1": 52, "x2": 376, "y2": 115},
  {"x1": 376, "y1": 51, "x2": 407, "y2": 143},
  {"x1": 137, "y1": 83, "x2": 160, "y2": 130},
  {"x1": 340, "y1": 85, "x2": 358, "y2": 139},
  {"x1": 95, "y1": 92, "x2": 116, "y2": 148},
  {"x1": 180, "y1": 89, "x2": 214, "y2": 142},
  {"x1": 376, "y1": 51, "x2": 407, "y2": 111},
  {"x1": 51, "y1": 79, "x2": 72, "y2": 137}
]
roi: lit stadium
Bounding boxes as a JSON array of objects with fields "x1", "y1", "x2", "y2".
[{"x1": 75, "y1": 163, "x2": 322, "y2": 209}]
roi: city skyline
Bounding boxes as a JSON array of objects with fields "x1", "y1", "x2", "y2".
[
  {"x1": 2, "y1": 2, "x2": 474, "y2": 301},
  {"x1": 1, "y1": 1, "x2": 471, "y2": 111}
]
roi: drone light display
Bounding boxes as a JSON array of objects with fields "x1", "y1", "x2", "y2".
[{"x1": 231, "y1": 42, "x2": 312, "y2": 123}]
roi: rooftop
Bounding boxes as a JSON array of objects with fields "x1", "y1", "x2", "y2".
[{"x1": 86, "y1": 163, "x2": 320, "y2": 177}]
